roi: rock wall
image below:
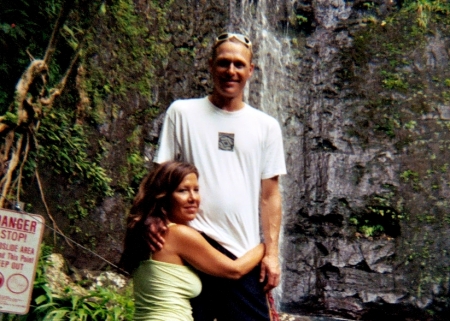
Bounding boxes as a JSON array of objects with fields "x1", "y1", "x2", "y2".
[{"x1": 271, "y1": 0, "x2": 450, "y2": 319}]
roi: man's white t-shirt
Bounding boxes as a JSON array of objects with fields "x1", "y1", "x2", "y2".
[{"x1": 154, "y1": 97, "x2": 286, "y2": 256}]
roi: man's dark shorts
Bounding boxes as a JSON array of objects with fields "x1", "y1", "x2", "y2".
[{"x1": 190, "y1": 233, "x2": 271, "y2": 321}]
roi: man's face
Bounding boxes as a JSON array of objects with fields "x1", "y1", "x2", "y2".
[{"x1": 209, "y1": 41, "x2": 254, "y2": 100}]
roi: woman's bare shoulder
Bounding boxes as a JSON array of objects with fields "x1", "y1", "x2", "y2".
[
  {"x1": 166, "y1": 224, "x2": 218, "y2": 266},
  {"x1": 167, "y1": 224, "x2": 201, "y2": 240}
]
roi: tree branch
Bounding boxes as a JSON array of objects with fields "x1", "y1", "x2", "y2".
[{"x1": 43, "y1": 0, "x2": 77, "y2": 65}]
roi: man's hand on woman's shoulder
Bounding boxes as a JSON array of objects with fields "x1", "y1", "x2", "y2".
[{"x1": 144, "y1": 216, "x2": 167, "y2": 252}]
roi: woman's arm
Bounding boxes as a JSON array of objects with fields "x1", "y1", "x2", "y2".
[{"x1": 171, "y1": 225, "x2": 265, "y2": 279}]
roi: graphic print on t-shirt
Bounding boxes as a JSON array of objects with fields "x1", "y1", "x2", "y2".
[{"x1": 218, "y1": 132, "x2": 234, "y2": 151}]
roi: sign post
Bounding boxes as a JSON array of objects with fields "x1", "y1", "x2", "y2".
[{"x1": 0, "y1": 209, "x2": 45, "y2": 315}]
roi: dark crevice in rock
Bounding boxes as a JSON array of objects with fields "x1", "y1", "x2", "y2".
[
  {"x1": 290, "y1": 210, "x2": 345, "y2": 237},
  {"x1": 319, "y1": 262, "x2": 341, "y2": 279},
  {"x1": 314, "y1": 138, "x2": 338, "y2": 152},
  {"x1": 352, "y1": 259, "x2": 373, "y2": 273},
  {"x1": 322, "y1": 214, "x2": 344, "y2": 227},
  {"x1": 323, "y1": 88, "x2": 339, "y2": 98},
  {"x1": 315, "y1": 242, "x2": 329, "y2": 256},
  {"x1": 352, "y1": 164, "x2": 365, "y2": 185}
]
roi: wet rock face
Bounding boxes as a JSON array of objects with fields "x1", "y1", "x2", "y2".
[{"x1": 272, "y1": 0, "x2": 450, "y2": 319}]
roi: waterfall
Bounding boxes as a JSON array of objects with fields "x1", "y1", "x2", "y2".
[
  {"x1": 228, "y1": 0, "x2": 295, "y2": 307},
  {"x1": 229, "y1": 0, "x2": 293, "y2": 120}
]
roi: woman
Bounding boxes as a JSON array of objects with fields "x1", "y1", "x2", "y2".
[{"x1": 119, "y1": 161, "x2": 265, "y2": 321}]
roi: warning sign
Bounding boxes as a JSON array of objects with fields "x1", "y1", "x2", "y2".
[{"x1": 0, "y1": 209, "x2": 44, "y2": 315}]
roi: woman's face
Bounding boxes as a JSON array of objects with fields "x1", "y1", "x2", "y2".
[{"x1": 168, "y1": 173, "x2": 200, "y2": 224}]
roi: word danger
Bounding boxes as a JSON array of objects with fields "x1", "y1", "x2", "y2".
[
  {"x1": 0, "y1": 215, "x2": 38, "y2": 242},
  {"x1": 0, "y1": 215, "x2": 37, "y2": 233}
]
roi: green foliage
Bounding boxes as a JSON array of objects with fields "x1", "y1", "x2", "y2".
[
  {"x1": 349, "y1": 215, "x2": 385, "y2": 237},
  {"x1": 374, "y1": 115, "x2": 398, "y2": 138},
  {"x1": 8, "y1": 244, "x2": 135, "y2": 321},
  {"x1": 404, "y1": 120, "x2": 417, "y2": 129},
  {"x1": 82, "y1": 0, "x2": 173, "y2": 107},
  {"x1": 363, "y1": 2, "x2": 375, "y2": 9},
  {"x1": 349, "y1": 193, "x2": 403, "y2": 238},
  {"x1": 79, "y1": 0, "x2": 174, "y2": 201},
  {"x1": 30, "y1": 285, "x2": 134, "y2": 321},
  {"x1": 296, "y1": 15, "x2": 308, "y2": 26},
  {"x1": 127, "y1": 152, "x2": 146, "y2": 186},
  {"x1": 403, "y1": 0, "x2": 450, "y2": 28},
  {"x1": 360, "y1": 224, "x2": 385, "y2": 237},
  {"x1": 36, "y1": 108, "x2": 113, "y2": 198},
  {"x1": 443, "y1": 90, "x2": 450, "y2": 101},
  {"x1": 344, "y1": 0, "x2": 450, "y2": 151},
  {"x1": 400, "y1": 169, "x2": 419, "y2": 182},
  {"x1": 400, "y1": 169, "x2": 422, "y2": 190},
  {"x1": 1, "y1": 0, "x2": 171, "y2": 209},
  {"x1": 381, "y1": 70, "x2": 409, "y2": 90},
  {"x1": 0, "y1": 0, "x2": 175, "y2": 256},
  {"x1": 3, "y1": 111, "x2": 19, "y2": 125}
]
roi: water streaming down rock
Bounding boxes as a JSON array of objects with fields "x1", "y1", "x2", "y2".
[
  {"x1": 227, "y1": 0, "x2": 295, "y2": 306},
  {"x1": 228, "y1": 0, "x2": 294, "y2": 118}
]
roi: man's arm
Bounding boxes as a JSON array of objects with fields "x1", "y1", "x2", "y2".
[{"x1": 259, "y1": 175, "x2": 282, "y2": 292}]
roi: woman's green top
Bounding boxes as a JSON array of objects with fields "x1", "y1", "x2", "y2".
[{"x1": 133, "y1": 256, "x2": 202, "y2": 321}]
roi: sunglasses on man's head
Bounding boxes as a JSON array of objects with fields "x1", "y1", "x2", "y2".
[{"x1": 215, "y1": 33, "x2": 252, "y2": 48}]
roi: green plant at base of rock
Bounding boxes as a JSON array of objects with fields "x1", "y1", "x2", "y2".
[
  {"x1": 3, "y1": 244, "x2": 135, "y2": 321},
  {"x1": 31, "y1": 285, "x2": 134, "y2": 321}
]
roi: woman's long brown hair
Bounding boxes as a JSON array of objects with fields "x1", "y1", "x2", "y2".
[{"x1": 119, "y1": 161, "x2": 198, "y2": 274}]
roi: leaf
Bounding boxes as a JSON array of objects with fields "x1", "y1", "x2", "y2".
[
  {"x1": 46, "y1": 309, "x2": 70, "y2": 320},
  {"x1": 59, "y1": 151, "x2": 72, "y2": 163},
  {"x1": 35, "y1": 294, "x2": 49, "y2": 305},
  {"x1": 100, "y1": 3, "x2": 107, "y2": 14},
  {"x1": 63, "y1": 25, "x2": 75, "y2": 38}
]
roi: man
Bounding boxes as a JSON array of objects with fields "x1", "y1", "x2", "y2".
[{"x1": 151, "y1": 32, "x2": 286, "y2": 321}]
